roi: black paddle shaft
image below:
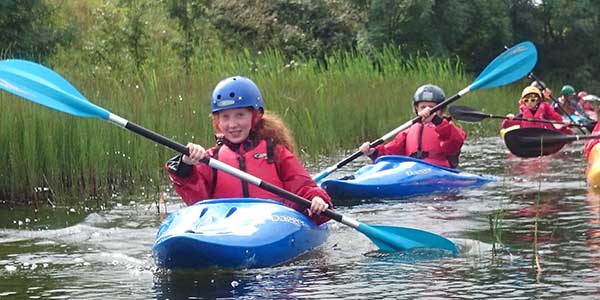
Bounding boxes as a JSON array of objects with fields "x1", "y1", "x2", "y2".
[
  {"x1": 124, "y1": 120, "x2": 345, "y2": 222},
  {"x1": 452, "y1": 107, "x2": 585, "y2": 127}
]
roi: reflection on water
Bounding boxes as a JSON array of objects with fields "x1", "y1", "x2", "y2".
[{"x1": 1, "y1": 137, "x2": 600, "y2": 299}]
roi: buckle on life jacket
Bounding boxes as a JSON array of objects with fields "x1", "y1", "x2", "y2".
[{"x1": 410, "y1": 150, "x2": 429, "y2": 159}]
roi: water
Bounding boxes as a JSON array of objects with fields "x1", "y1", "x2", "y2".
[{"x1": 1, "y1": 137, "x2": 599, "y2": 299}]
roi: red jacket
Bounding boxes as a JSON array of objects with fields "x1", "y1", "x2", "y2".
[
  {"x1": 166, "y1": 139, "x2": 332, "y2": 225},
  {"x1": 585, "y1": 121, "x2": 600, "y2": 158},
  {"x1": 502, "y1": 102, "x2": 573, "y2": 134},
  {"x1": 372, "y1": 117, "x2": 466, "y2": 168}
]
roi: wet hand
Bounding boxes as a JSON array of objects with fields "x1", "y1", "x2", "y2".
[
  {"x1": 182, "y1": 143, "x2": 206, "y2": 165},
  {"x1": 359, "y1": 141, "x2": 375, "y2": 156},
  {"x1": 307, "y1": 196, "x2": 329, "y2": 216}
]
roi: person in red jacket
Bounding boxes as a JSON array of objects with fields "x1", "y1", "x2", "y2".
[
  {"x1": 502, "y1": 86, "x2": 572, "y2": 134},
  {"x1": 585, "y1": 121, "x2": 600, "y2": 159},
  {"x1": 166, "y1": 76, "x2": 332, "y2": 225},
  {"x1": 358, "y1": 84, "x2": 466, "y2": 168}
]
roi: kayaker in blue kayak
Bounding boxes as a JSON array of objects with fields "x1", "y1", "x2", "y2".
[
  {"x1": 358, "y1": 84, "x2": 466, "y2": 168},
  {"x1": 502, "y1": 86, "x2": 572, "y2": 134},
  {"x1": 165, "y1": 76, "x2": 332, "y2": 225}
]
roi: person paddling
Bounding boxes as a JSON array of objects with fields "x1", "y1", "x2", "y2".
[
  {"x1": 502, "y1": 86, "x2": 572, "y2": 134},
  {"x1": 165, "y1": 76, "x2": 332, "y2": 224},
  {"x1": 359, "y1": 84, "x2": 466, "y2": 168}
]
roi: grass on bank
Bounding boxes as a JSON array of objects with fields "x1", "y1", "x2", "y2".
[{"x1": 0, "y1": 45, "x2": 524, "y2": 204}]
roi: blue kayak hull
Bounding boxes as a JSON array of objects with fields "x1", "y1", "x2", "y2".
[
  {"x1": 152, "y1": 198, "x2": 328, "y2": 269},
  {"x1": 321, "y1": 155, "x2": 495, "y2": 199}
]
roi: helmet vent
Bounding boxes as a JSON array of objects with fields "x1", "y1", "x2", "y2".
[
  {"x1": 229, "y1": 92, "x2": 235, "y2": 98},
  {"x1": 422, "y1": 91, "x2": 433, "y2": 100}
]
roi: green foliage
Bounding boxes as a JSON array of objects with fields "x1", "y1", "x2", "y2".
[
  {"x1": 1, "y1": 44, "x2": 520, "y2": 203},
  {"x1": 79, "y1": 0, "x2": 156, "y2": 72},
  {"x1": 0, "y1": 0, "x2": 74, "y2": 60},
  {"x1": 164, "y1": 0, "x2": 210, "y2": 74},
  {"x1": 209, "y1": 0, "x2": 355, "y2": 60}
]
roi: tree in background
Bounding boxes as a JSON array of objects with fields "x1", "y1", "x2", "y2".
[
  {"x1": 83, "y1": 0, "x2": 151, "y2": 72},
  {"x1": 8, "y1": 0, "x2": 599, "y2": 91},
  {"x1": 364, "y1": 0, "x2": 512, "y2": 73},
  {"x1": 0, "y1": 0, "x2": 73, "y2": 61},
  {"x1": 164, "y1": 0, "x2": 211, "y2": 75},
  {"x1": 209, "y1": 0, "x2": 355, "y2": 61}
]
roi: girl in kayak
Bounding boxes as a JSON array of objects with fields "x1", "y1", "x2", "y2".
[
  {"x1": 165, "y1": 76, "x2": 332, "y2": 225},
  {"x1": 502, "y1": 86, "x2": 572, "y2": 134},
  {"x1": 358, "y1": 84, "x2": 466, "y2": 168}
]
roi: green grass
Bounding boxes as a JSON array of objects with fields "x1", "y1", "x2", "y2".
[{"x1": 0, "y1": 45, "x2": 523, "y2": 204}]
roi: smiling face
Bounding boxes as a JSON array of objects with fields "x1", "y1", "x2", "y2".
[
  {"x1": 522, "y1": 93, "x2": 540, "y2": 110},
  {"x1": 215, "y1": 107, "x2": 254, "y2": 144}
]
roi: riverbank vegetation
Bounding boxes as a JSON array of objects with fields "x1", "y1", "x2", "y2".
[{"x1": 1, "y1": 0, "x2": 593, "y2": 204}]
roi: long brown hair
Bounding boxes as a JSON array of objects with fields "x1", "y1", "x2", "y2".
[{"x1": 212, "y1": 109, "x2": 297, "y2": 153}]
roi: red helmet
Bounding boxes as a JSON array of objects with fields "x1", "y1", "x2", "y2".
[{"x1": 578, "y1": 91, "x2": 588, "y2": 100}]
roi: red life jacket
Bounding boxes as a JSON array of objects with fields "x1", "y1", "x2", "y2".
[
  {"x1": 211, "y1": 139, "x2": 287, "y2": 202},
  {"x1": 519, "y1": 103, "x2": 558, "y2": 130},
  {"x1": 405, "y1": 123, "x2": 455, "y2": 168}
]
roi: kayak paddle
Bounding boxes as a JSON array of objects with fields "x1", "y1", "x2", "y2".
[
  {"x1": 312, "y1": 40, "x2": 538, "y2": 183},
  {"x1": 0, "y1": 59, "x2": 459, "y2": 254},
  {"x1": 503, "y1": 127, "x2": 599, "y2": 158},
  {"x1": 449, "y1": 105, "x2": 587, "y2": 128}
]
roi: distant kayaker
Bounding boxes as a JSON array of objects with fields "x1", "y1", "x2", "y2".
[
  {"x1": 502, "y1": 86, "x2": 573, "y2": 134},
  {"x1": 530, "y1": 80, "x2": 553, "y2": 102},
  {"x1": 358, "y1": 84, "x2": 466, "y2": 168},
  {"x1": 577, "y1": 91, "x2": 598, "y2": 121},
  {"x1": 165, "y1": 76, "x2": 332, "y2": 225}
]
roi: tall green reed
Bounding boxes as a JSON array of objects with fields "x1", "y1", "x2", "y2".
[{"x1": 0, "y1": 45, "x2": 522, "y2": 204}]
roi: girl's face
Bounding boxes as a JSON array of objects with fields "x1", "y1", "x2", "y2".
[
  {"x1": 217, "y1": 108, "x2": 253, "y2": 144},
  {"x1": 522, "y1": 93, "x2": 540, "y2": 110}
]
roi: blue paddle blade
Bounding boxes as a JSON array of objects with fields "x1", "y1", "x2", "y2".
[
  {"x1": 469, "y1": 41, "x2": 537, "y2": 92},
  {"x1": 357, "y1": 223, "x2": 459, "y2": 255},
  {"x1": 0, "y1": 59, "x2": 110, "y2": 119}
]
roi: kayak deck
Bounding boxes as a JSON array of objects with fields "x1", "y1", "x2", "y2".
[
  {"x1": 152, "y1": 198, "x2": 328, "y2": 269},
  {"x1": 321, "y1": 155, "x2": 495, "y2": 199}
]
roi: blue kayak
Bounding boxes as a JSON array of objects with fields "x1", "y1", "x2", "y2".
[
  {"x1": 563, "y1": 114, "x2": 596, "y2": 131},
  {"x1": 321, "y1": 155, "x2": 495, "y2": 199},
  {"x1": 152, "y1": 198, "x2": 328, "y2": 269}
]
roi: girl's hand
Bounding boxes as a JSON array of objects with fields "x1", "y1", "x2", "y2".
[
  {"x1": 359, "y1": 141, "x2": 375, "y2": 156},
  {"x1": 182, "y1": 143, "x2": 206, "y2": 165},
  {"x1": 307, "y1": 196, "x2": 329, "y2": 216},
  {"x1": 506, "y1": 113, "x2": 515, "y2": 120},
  {"x1": 418, "y1": 107, "x2": 434, "y2": 123}
]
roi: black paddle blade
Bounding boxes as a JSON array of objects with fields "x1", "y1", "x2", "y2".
[
  {"x1": 503, "y1": 127, "x2": 569, "y2": 158},
  {"x1": 448, "y1": 105, "x2": 489, "y2": 122}
]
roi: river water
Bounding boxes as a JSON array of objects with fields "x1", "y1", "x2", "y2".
[{"x1": 1, "y1": 137, "x2": 599, "y2": 299}]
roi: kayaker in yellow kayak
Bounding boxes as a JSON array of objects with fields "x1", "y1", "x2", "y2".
[
  {"x1": 165, "y1": 76, "x2": 332, "y2": 225},
  {"x1": 502, "y1": 86, "x2": 572, "y2": 134},
  {"x1": 358, "y1": 84, "x2": 466, "y2": 168}
]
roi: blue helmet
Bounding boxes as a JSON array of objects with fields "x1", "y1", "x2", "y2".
[{"x1": 211, "y1": 76, "x2": 264, "y2": 113}]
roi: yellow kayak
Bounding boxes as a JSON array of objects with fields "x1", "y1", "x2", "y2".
[
  {"x1": 586, "y1": 143, "x2": 600, "y2": 190},
  {"x1": 500, "y1": 125, "x2": 520, "y2": 139}
]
